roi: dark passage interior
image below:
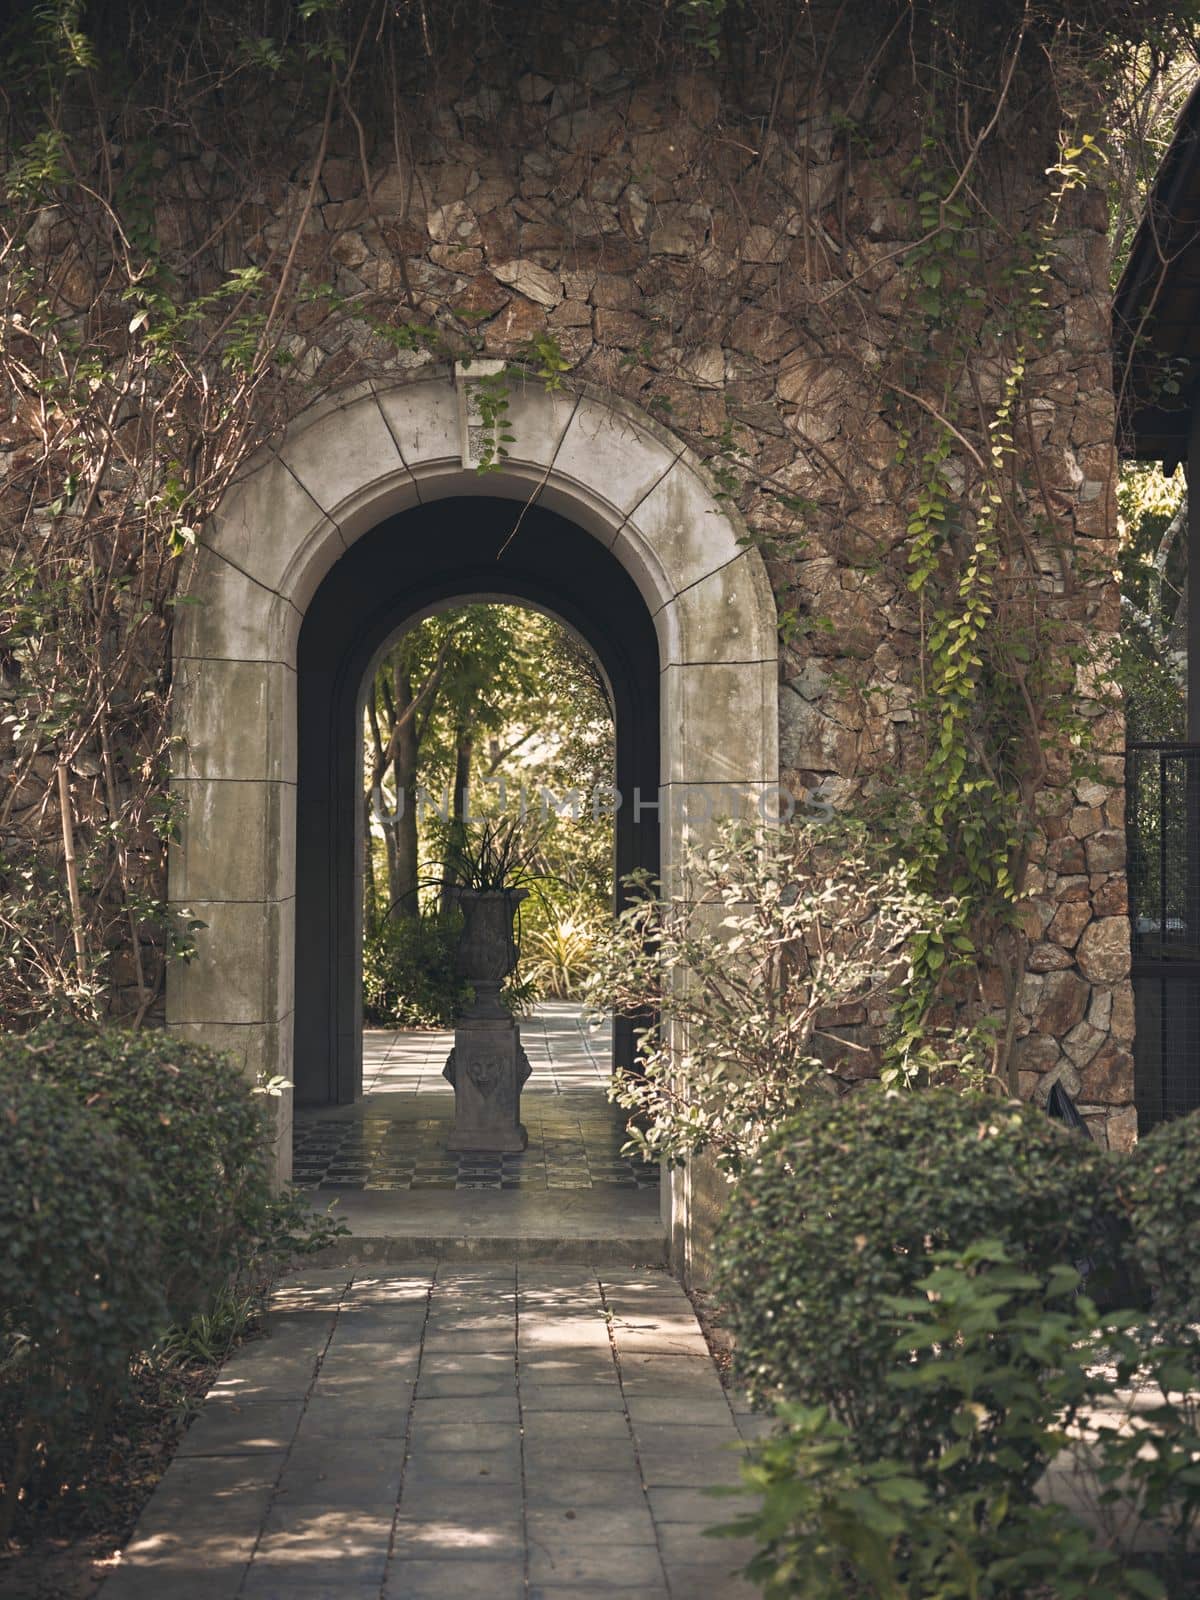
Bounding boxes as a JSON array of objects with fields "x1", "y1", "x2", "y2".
[{"x1": 293, "y1": 496, "x2": 661, "y2": 1108}]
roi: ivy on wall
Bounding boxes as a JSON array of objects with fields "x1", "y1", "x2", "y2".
[
  {"x1": 882, "y1": 131, "x2": 1114, "y2": 1086},
  {"x1": 0, "y1": 0, "x2": 1194, "y2": 1075}
]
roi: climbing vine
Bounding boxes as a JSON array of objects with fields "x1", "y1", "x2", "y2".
[
  {"x1": 881, "y1": 128, "x2": 1118, "y2": 1086},
  {"x1": 0, "y1": 0, "x2": 1195, "y2": 1067}
]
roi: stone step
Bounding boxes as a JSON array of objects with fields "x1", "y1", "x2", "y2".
[
  {"x1": 310, "y1": 1231, "x2": 667, "y2": 1266},
  {"x1": 306, "y1": 1188, "x2": 667, "y2": 1267}
]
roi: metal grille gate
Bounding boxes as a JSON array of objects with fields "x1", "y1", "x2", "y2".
[{"x1": 1127, "y1": 741, "x2": 1200, "y2": 1127}]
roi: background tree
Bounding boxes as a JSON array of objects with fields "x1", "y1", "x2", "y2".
[
  {"x1": 1111, "y1": 46, "x2": 1197, "y2": 739},
  {"x1": 1108, "y1": 44, "x2": 1199, "y2": 276},
  {"x1": 363, "y1": 603, "x2": 614, "y2": 923},
  {"x1": 1117, "y1": 463, "x2": 1187, "y2": 740},
  {"x1": 364, "y1": 607, "x2": 543, "y2": 920},
  {"x1": 361, "y1": 602, "x2": 615, "y2": 1023}
]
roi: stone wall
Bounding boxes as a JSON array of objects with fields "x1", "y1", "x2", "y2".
[
  {"x1": 4, "y1": 12, "x2": 1133, "y2": 1152},
  {"x1": 225, "y1": 26, "x2": 1129, "y2": 1137}
]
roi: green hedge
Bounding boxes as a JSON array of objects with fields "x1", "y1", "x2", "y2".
[
  {"x1": 362, "y1": 910, "x2": 468, "y2": 1027},
  {"x1": 1, "y1": 1021, "x2": 274, "y2": 1324},
  {"x1": 715, "y1": 1089, "x2": 1122, "y2": 1464},
  {"x1": 715, "y1": 1099, "x2": 1200, "y2": 1597},
  {"x1": 0, "y1": 1023, "x2": 345, "y2": 1538},
  {"x1": 0, "y1": 1074, "x2": 163, "y2": 1536},
  {"x1": 1120, "y1": 1108, "x2": 1200, "y2": 1346},
  {"x1": 716, "y1": 1245, "x2": 1161, "y2": 1600}
]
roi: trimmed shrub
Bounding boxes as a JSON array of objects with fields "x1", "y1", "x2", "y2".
[
  {"x1": 716, "y1": 1245, "x2": 1135, "y2": 1600},
  {"x1": 362, "y1": 910, "x2": 468, "y2": 1027},
  {"x1": 1, "y1": 1022, "x2": 272, "y2": 1323},
  {"x1": 0, "y1": 1075, "x2": 163, "y2": 1536},
  {"x1": 1120, "y1": 1107, "x2": 1200, "y2": 1347},
  {"x1": 714, "y1": 1089, "x2": 1123, "y2": 1462}
]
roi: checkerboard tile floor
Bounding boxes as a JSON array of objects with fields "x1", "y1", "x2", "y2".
[{"x1": 292, "y1": 1004, "x2": 659, "y2": 1195}]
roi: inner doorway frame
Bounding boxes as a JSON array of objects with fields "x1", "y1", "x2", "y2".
[{"x1": 295, "y1": 520, "x2": 662, "y2": 1113}]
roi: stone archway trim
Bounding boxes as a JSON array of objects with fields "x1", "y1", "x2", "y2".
[{"x1": 167, "y1": 368, "x2": 778, "y2": 1272}]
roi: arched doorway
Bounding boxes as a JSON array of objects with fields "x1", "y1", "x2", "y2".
[
  {"x1": 293, "y1": 498, "x2": 660, "y2": 1110},
  {"x1": 166, "y1": 370, "x2": 777, "y2": 1273}
]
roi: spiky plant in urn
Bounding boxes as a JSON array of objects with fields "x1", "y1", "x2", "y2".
[{"x1": 442, "y1": 819, "x2": 540, "y2": 1152}]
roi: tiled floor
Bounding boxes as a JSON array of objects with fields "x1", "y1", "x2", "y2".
[
  {"x1": 293, "y1": 1004, "x2": 658, "y2": 1196},
  {"x1": 359, "y1": 1001, "x2": 613, "y2": 1096},
  {"x1": 101, "y1": 1263, "x2": 765, "y2": 1600},
  {"x1": 292, "y1": 1106, "x2": 659, "y2": 1194}
]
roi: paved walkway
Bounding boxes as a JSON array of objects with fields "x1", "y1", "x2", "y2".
[
  {"x1": 295, "y1": 1007, "x2": 650, "y2": 1195},
  {"x1": 295, "y1": 1008, "x2": 650, "y2": 1197},
  {"x1": 102, "y1": 1264, "x2": 762, "y2": 1599},
  {"x1": 358, "y1": 1001, "x2": 613, "y2": 1097}
]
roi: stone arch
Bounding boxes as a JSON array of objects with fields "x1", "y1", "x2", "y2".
[{"x1": 167, "y1": 367, "x2": 778, "y2": 1272}]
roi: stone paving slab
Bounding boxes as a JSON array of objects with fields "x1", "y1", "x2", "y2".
[
  {"x1": 383, "y1": 1557, "x2": 526, "y2": 1597},
  {"x1": 305, "y1": 1185, "x2": 665, "y2": 1266},
  {"x1": 101, "y1": 1263, "x2": 760, "y2": 1599},
  {"x1": 358, "y1": 1001, "x2": 614, "y2": 1097}
]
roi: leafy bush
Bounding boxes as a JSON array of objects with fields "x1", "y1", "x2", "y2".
[
  {"x1": 1120, "y1": 1108, "x2": 1200, "y2": 1347},
  {"x1": 726, "y1": 1417, "x2": 1124, "y2": 1600},
  {"x1": 585, "y1": 819, "x2": 938, "y2": 1176},
  {"x1": 716, "y1": 1245, "x2": 1148, "y2": 1600},
  {"x1": 2, "y1": 1022, "x2": 277, "y2": 1323},
  {"x1": 0, "y1": 1075, "x2": 164, "y2": 1538},
  {"x1": 714, "y1": 1089, "x2": 1123, "y2": 1460},
  {"x1": 501, "y1": 969, "x2": 541, "y2": 1016},
  {"x1": 524, "y1": 908, "x2": 597, "y2": 997},
  {"x1": 362, "y1": 909, "x2": 467, "y2": 1027},
  {"x1": 0, "y1": 1026, "x2": 346, "y2": 1537},
  {"x1": 154, "y1": 1281, "x2": 266, "y2": 1368},
  {"x1": 1090, "y1": 1339, "x2": 1200, "y2": 1587}
]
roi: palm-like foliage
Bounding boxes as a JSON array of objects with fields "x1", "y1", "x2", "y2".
[
  {"x1": 524, "y1": 912, "x2": 598, "y2": 997},
  {"x1": 442, "y1": 815, "x2": 546, "y2": 893}
]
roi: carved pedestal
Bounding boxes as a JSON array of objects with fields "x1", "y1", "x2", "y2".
[{"x1": 443, "y1": 1016, "x2": 531, "y2": 1152}]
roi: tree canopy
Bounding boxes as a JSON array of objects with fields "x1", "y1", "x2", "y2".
[{"x1": 363, "y1": 603, "x2": 614, "y2": 926}]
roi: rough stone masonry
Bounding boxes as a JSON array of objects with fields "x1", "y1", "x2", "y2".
[{"x1": 5, "y1": 6, "x2": 1133, "y2": 1145}]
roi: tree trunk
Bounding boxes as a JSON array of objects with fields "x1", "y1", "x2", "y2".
[
  {"x1": 392, "y1": 659, "x2": 420, "y2": 918},
  {"x1": 366, "y1": 687, "x2": 396, "y2": 924},
  {"x1": 363, "y1": 788, "x2": 377, "y2": 931},
  {"x1": 441, "y1": 726, "x2": 473, "y2": 913}
]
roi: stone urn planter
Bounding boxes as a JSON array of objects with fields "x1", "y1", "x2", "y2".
[
  {"x1": 452, "y1": 887, "x2": 526, "y2": 1016},
  {"x1": 443, "y1": 886, "x2": 532, "y2": 1151}
]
